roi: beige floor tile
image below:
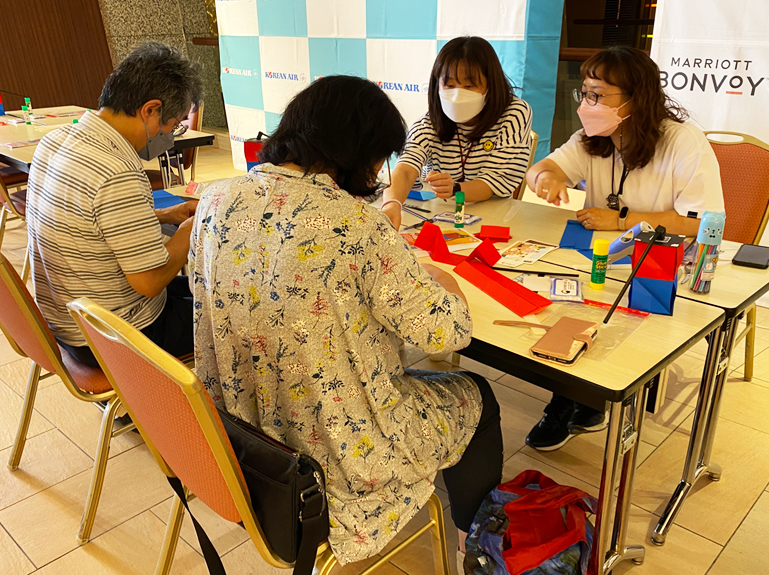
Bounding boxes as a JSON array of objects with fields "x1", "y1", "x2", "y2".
[
  {"x1": 0, "y1": 218, "x2": 29, "y2": 252},
  {"x1": 151, "y1": 495, "x2": 249, "y2": 558},
  {"x1": 0, "y1": 524, "x2": 35, "y2": 575},
  {"x1": 709, "y1": 491, "x2": 769, "y2": 575},
  {"x1": 522, "y1": 429, "x2": 656, "y2": 489},
  {"x1": 495, "y1": 373, "x2": 553, "y2": 403},
  {"x1": 717, "y1": 378, "x2": 769, "y2": 434},
  {"x1": 610, "y1": 505, "x2": 722, "y2": 575},
  {"x1": 502, "y1": 452, "x2": 598, "y2": 497},
  {"x1": 641, "y1": 398, "x2": 693, "y2": 447},
  {"x1": 384, "y1": 503, "x2": 459, "y2": 575},
  {"x1": 740, "y1": 345, "x2": 769, "y2": 385},
  {"x1": 633, "y1": 417, "x2": 769, "y2": 545},
  {"x1": 0, "y1": 380, "x2": 53, "y2": 451},
  {"x1": 0, "y1": 444, "x2": 172, "y2": 566},
  {"x1": 0, "y1": 429, "x2": 92, "y2": 510},
  {"x1": 664, "y1": 353, "x2": 707, "y2": 408},
  {"x1": 31, "y1": 510, "x2": 207, "y2": 575},
  {"x1": 489, "y1": 382, "x2": 547, "y2": 459},
  {"x1": 0, "y1": 332, "x2": 28, "y2": 368},
  {"x1": 221, "y1": 539, "x2": 400, "y2": 575},
  {"x1": 0, "y1": 358, "x2": 58, "y2": 398},
  {"x1": 32, "y1": 381, "x2": 143, "y2": 459}
]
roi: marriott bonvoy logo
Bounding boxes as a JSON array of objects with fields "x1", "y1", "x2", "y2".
[{"x1": 660, "y1": 56, "x2": 766, "y2": 96}]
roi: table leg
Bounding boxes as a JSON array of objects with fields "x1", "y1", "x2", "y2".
[
  {"x1": 158, "y1": 152, "x2": 170, "y2": 189},
  {"x1": 175, "y1": 151, "x2": 187, "y2": 185},
  {"x1": 591, "y1": 384, "x2": 650, "y2": 575},
  {"x1": 652, "y1": 322, "x2": 735, "y2": 545}
]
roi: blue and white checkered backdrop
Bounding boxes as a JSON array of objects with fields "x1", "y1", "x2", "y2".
[{"x1": 216, "y1": 0, "x2": 564, "y2": 170}]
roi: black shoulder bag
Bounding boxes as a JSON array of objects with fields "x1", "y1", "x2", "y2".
[{"x1": 166, "y1": 409, "x2": 329, "y2": 575}]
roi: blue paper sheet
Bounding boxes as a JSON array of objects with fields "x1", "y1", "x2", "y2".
[
  {"x1": 559, "y1": 220, "x2": 593, "y2": 250},
  {"x1": 153, "y1": 189, "x2": 186, "y2": 210},
  {"x1": 629, "y1": 276, "x2": 677, "y2": 316}
]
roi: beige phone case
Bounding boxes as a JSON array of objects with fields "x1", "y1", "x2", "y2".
[{"x1": 494, "y1": 316, "x2": 598, "y2": 365}]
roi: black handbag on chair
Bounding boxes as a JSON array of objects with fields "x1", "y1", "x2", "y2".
[{"x1": 168, "y1": 409, "x2": 329, "y2": 575}]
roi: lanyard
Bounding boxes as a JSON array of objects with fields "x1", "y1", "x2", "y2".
[
  {"x1": 607, "y1": 151, "x2": 629, "y2": 211},
  {"x1": 455, "y1": 131, "x2": 473, "y2": 182}
]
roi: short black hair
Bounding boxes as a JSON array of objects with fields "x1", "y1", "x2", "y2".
[
  {"x1": 428, "y1": 36, "x2": 516, "y2": 142},
  {"x1": 260, "y1": 76, "x2": 407, "y2": 197},
  {"x1": 99, "y1": 42, "x2": 203, "y2": 123}
]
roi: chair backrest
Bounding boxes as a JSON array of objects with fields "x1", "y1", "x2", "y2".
[
  {"x1": 704, "y1": 131, "x2": 769, "y2": 244},
  {"x1": 0, "y1": 171, "x2": 25, "y2": 219},
  {"x1": 0, "y1": 253, "x2": 60, "y2": 373},
  {"x1": 67, "y1": 297, "x2": 290, "y2": 568},
  {"x1": 182, "y1": 102, "x2": 205, "y2": 174},
  {"x1": 513, "y1": 130, "x2": 539, "y2": 200}
]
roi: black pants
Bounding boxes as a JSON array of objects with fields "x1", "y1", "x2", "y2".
[
  {"x1": 442, "y1": 371, "x2": 503, "y2": 532},
  {"x1": 59, "y1": 276, "x2": 194, "y2": 367},
  {"x1": 548, "y1": 394, "x2": 602, "y2": 418}
]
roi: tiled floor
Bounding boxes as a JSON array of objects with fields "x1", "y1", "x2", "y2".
[{"x1": 2, "y1": 146, "x2": 769, "y2": 575}]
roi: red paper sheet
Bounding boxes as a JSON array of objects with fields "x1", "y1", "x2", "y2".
[
  {"x1": 454, "y1": 260, "x2": 551, "y2": 317},
  {"x1": 478, "y1": 225, "x2": 511, "y2": 242}
]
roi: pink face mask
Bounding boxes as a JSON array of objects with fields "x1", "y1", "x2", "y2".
[{"x1": 577, "y1": 99, "x2": 632, "y2": 137}]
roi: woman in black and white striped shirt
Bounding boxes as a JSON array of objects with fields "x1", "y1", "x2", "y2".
[{"x1": 381, "y1": 36, "x2": 532, "y2": 229}]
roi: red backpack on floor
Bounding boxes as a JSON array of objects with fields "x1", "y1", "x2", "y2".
[{"x1": 465, "y1": 470, "x2": 597, "y2": 575}]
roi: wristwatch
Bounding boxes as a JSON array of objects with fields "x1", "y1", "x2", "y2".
[
  {"x1": 618, "y1": 206, "x2": 629, "y2": 230},
  {"x1": 452, "y1": 182, "x2": 462, "y2": 196}
]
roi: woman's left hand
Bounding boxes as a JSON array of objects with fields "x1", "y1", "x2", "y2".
[
  {"x1": 425, "y1": 171, "x2": 455, "y2": 199},
  {"x1": 576, "y1": 207, "x2": 620, "y2": 231}
]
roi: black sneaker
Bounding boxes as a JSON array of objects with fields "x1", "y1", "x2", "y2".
[
  {"x1": 525, "y1": 396, "x2": 576, "y2": 451},
  {"x1": 568, "y1": 403, "x2": 607, "y2": 434}
]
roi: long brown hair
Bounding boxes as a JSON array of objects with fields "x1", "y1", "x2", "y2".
[
  {"x1": 580, "y1": 46, "x2": 688, "y2": 170},
  {"x1": 428, "y1": 37, "x2": 515, "y2": 143}
]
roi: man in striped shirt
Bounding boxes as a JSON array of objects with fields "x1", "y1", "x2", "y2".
[{"x1": 26, "y1": 42, "x2": 203, "y2": 366}]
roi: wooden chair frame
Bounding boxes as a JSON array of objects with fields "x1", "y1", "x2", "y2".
[
  {"x1": 704, "y1": 131, "x2": 769, "y2": 381},
  {"x1": 513, "y1": 129, "x2": 539, "y2": 200},
  {"x1": 67, "y1": 297, "x2": 450, "y2": 575},
  {"x1": 0, "y1": 174, "x2": 30, "y2": 282},
  {"x1": 0, "y1": 254, "x2": 133, "y2": 544}
]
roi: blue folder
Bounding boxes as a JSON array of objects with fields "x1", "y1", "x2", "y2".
[{"x1": 153, "y1": 189, "x2": 186, "y2": 210}]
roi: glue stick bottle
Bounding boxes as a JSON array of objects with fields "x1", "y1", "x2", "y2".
[
  {"x1": 24, "y1": 97, "x2": 32, "y2": 116},
  {"x1": 21, "y1": 105, "x2": 30, "y2": 124},
  {"x1": 454, "y1": 191, "x2": 465, "y2": 228},
  {"x1": 590, "y1": 239, "x2": 610, "y2": 290}
]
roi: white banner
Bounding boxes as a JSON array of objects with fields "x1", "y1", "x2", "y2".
[{"x1": 651, "y1": 1, "x2": 769, "y2": 141}]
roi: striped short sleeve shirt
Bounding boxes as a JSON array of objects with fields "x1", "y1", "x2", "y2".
[
  {"x1": 396, "y1": 98, "x2": 533, "y2": 198},
  {"x1": 26, "y1": 111, "x2": 169, "y2": 346}
]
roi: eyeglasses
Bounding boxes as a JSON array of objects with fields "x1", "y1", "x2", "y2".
[
  {"x1": 172, "y1": 123, "x2": 188, "y2": 137},
  {"x1": 572, "y1": 88, "x2": 626, "y2": 106}
]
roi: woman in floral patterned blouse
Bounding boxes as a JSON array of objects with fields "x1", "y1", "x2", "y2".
[{"x1": 190, "y1": 76, "x2": 503, "y2": 567}]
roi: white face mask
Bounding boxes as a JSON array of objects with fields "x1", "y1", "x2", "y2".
[{"x1": 439, "y1": 88, "x2": 486, "y2": 124}]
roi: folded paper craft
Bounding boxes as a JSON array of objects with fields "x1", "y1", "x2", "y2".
[
  {"x1": 628, "y1": 276, "x2": 677, "y2": 315},
  {"x1": 630, "y1": 231, "x2": 685, "y2": 282},
  {"x1": 455, "y1": 261, "x2": 552, "y2": 317},
  {"x1": 414, "y1": 222, "x2": 501, "y2": 266},
  {"x1": 559, "y1": 220, "x2": 594, "y2": 250},
  {"x1": 408, "y1": 190, "x2": 436, "y2": 201},
  {"x1": 478, "y1": 225, "x2": 511, "y2": 242}
]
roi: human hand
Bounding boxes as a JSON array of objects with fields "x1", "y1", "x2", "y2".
[
  {"x1": 576, "y1": 207, "x2": 620, "y2": 230},
  {"x1": 535, "y1": 174, "x2": 569, "y2": 206},
  {"x1": 422, "y1": 263, "x2": 467, "y2": 304},
  {"x1": 157, "y1": 200, "x2": 198, "y2": 226},
  {"x1": 424, "y1": 171, "x2": 455, "y2": 200},
  {"x1": 380, "y1": 195, "x2": 402, "y2": 230}
]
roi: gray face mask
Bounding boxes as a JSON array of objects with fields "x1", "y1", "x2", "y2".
[{"x1": 138, "y1": 118, "x2": 175, "y2": 161}]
